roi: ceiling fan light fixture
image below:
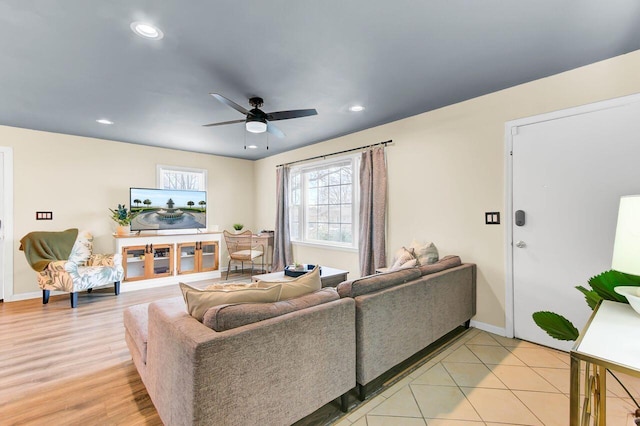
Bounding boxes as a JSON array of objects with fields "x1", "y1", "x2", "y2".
[
  {"x1": 247, "y1": 145, "x2": 258, "y2": 149},
  {"x1": 130, "y1": 22, "x2": 164, "y2": 40},
  {"x1": 246, "y1": 117, "x2": 267, "y2": 133}
]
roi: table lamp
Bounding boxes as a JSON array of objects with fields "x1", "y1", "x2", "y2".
[{"x1": 612, "y1": 195, "x2": 640, "y2": 314}]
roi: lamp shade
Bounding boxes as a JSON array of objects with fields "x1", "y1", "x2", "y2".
[{"x1": 611, "y1": 195, "x2": 640, "y2": 275}]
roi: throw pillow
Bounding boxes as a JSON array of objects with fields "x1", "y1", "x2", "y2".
[
  {"x1": 390, "y1": 247, "x2": 416, "y2": 270},
  {"x1": 410, "y1": 240, "x2": 439, "y2": 266},
  {"x1": 257, "y1": 265, "x2": 322, "y2": 301},
  {"x1": 179, "y1": 282, "x2": 282, "y2": 321},
  {"x1": 68, "y1": 230, "x2": 93, "y2": 265},
  {"x1": 391, "y1": 258, "x2": 417, "y2": 271}
]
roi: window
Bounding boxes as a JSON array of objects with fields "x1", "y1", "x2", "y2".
[
  {"x1": 289, "y1": 155, "x2": 358, "y2": 248},
  {"x1": 157, "y1": 165, "x2": 207, "y2": 191}
]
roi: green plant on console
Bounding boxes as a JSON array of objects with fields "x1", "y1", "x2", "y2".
[
  {"x1": 232, "y1": 223, "x2": 244, "y2": 231},
  {"x1": 109, "y1": 204, "x2": 138, "y2": 226},
  {"x1": 532, "y1": 270, "x2": 640, "y2": 341}
]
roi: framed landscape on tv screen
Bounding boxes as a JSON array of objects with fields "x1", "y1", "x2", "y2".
[{"x1": 129, "y1": 188, "x2": 207, "y2": 231}]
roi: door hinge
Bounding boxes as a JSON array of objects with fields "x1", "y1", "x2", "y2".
[{"x1": 511, "y1": 126, "x2": 519, "y2": 136}]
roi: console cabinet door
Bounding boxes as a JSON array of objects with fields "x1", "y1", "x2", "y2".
[
  {"x1": 177, "y1": 241, "x2": 219, "y2": 275},
  {"x1": 177, "y1": 242, "x2": 198, "y2": 275},
  {"x1": 149, "y1": 243, "x2": 173, "y2": 278},
  {"x1": 199, "y1": 241, "x2": 219, "y2": 272},
  {"x1": 122, "y1": 245, "x2": 147, "y2": 281},
  {"x1": 122, "y1": 243, "x2": 173, "y2": 280}
]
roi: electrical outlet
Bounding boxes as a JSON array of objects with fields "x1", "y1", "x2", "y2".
[{"x1": 485, "y1": 212, "x2": 500, "y2": 225}]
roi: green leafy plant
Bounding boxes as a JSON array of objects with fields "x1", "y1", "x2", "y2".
[
  {"x1": 232, "y1": 223, "x2": 244, "y2": 231},
  {"x1": 533, "y1": 270, "x2": 640, "y2": 341},
  {"x1": 109, "y1": 204, "x2": 137, "y2": 226}
]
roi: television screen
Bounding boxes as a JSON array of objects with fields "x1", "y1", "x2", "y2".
[{"x1": 129, "y1": 188, "x2": 207, "y2": 231}]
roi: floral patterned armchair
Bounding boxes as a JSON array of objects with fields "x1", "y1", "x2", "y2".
[{"x1": 20, "y1": 229, "x2": 124, "y2": 308}]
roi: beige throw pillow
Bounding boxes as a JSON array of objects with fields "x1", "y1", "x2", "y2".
[
  {"x1": 409, "y1": 240, "x2": 439, "y2": 266},
  {"x1": 179, "y1": 282, "x2": 282, "y2": 321},
  {"x1": 257, "y1": 265, "x2": 322, "y2": 301},
  {"x1": 391, "y1": 258, "x2": 417, "y2": 271},
  {"x1": 390, "y1": 246, "x2": 416, "y2": 270}
]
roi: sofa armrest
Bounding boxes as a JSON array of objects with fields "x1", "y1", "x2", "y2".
[{"x1": 146, "y1": 296, "x2": 355, "y2": 426}]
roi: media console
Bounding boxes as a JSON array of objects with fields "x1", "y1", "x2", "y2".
[{"x1": 113, "y1": 232, "x2": 222, "y2": 292}]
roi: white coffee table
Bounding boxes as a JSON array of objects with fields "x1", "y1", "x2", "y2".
[{"x1": 252, "y1": 266, "x2": 348, "y2": 288}]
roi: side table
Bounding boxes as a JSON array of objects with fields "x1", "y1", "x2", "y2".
[{"x1": 570, "y1": 300, "x2": 640, "y2": 425}]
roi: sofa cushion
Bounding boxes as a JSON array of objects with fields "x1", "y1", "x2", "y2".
[
  {"x1": 337, "y1": 268, "x2": 421, "y2": 298},
  {"x1": 202, "y1": 287, "x2": 339, "y2": 331},
  {"x1": 123, "y1": 302, "x2": 150, "y2": 364},
  {"x1": 418, "y1": 255, "x2": 462, "y2": 276},
  {"x1": 410, "y1": 240, "x2": 439, "y2": 266},
  {"x1": 257, "y1": 265, "x2": 322, "y2": 301},
  {"x1": 179, "y1": 282, "x2": 282, "y2": 321}
]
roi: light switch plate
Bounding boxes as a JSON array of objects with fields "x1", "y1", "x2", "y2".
[
  {"x1": 36, "y1": 211, "x2": 53, "y2": 220},
  {"x1": 485, "y1": 212, "x2": 500, "y2": 225}
]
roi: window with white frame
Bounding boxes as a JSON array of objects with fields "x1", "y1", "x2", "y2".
[
  {"x1": 157, "y1": 165, "x2": 207, "y2": 191},
  {"x1": 289, "y1": 155, "x2": 358, "y2": 248}
]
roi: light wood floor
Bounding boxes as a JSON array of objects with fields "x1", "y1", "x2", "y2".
[{"x1": 0, "y1": 284, "x2": 186, "y2": 425}]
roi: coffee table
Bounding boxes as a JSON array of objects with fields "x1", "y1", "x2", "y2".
[{"x1": 252, "y1": 266, "x2": 349, "y2": 288}]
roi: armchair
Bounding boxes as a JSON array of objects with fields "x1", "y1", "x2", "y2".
[
  {"x1": 223, "y1": 230, "x2": 264, "y2": 279},
  {"x1": 20, "y1": 229, "x2": 124, "y2": 308}
]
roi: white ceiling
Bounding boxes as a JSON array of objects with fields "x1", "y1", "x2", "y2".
[{"x1": 1, "y1": 1, "x2": 639, "y2": 160}]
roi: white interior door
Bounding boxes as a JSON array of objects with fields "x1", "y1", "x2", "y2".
[
  {"x1": 0, "y1": 147, "x2": 13, "y2": 302},
  {"x1": 511, "y1": 99, "x2": 640, "y2": 351},
  {"x1": 0, "y1": 152, "x2": 3, "y2": 301}
]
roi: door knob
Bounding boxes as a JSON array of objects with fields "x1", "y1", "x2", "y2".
[{"x1": 515, "y1": 240, "x2": 526, "y2": 248}]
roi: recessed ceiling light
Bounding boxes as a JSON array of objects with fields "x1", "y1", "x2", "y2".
[
  {"x1": 349, "y1": 105, "x2": 365, "y2": 112},
  {"x1": 96, "y1": 119, "x2": 114, "y2": 125},
  {"x1": 247, "y1": 145, "x2": 258, "y2": 149},
  {"x1": 130, "y1": 21, "x2": 164, "y2": 40}
]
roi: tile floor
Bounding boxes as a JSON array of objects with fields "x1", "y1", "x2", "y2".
[{"x1": 333, "y1": 328, "x2": 640, "y2": 426}]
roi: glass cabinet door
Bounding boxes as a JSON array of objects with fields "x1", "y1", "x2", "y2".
[
  {"x1": 122, "y1": 245, "x2": 147, "y2": 281},
  {"x1": 177, "y1": 242, "x2": 197, "y2": 275},
  {"x1": 200, "y1": 241, "x2": 219, "y2": 272},
  {"x1": 150, "y1": 243, "x2": 173, "y2": 278}
]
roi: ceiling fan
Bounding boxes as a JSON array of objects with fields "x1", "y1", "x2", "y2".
[{"x1": 203, "y1": 93, "x2": 317, "y2": 138}]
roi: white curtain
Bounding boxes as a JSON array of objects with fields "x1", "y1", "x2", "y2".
[
  {"x1": 272, "y1": 166, "x2": 293, "y2": 271},
  {"x1": 359, "y1": 147, "x2": 387, "y2": 276}
]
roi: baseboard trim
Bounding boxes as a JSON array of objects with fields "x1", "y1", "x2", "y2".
[
  {"x1": 470, "y1": 320, "x2": 506, "y2": 337},
  {"x1": 7, "y1": 290, "x2": 66, "y2": 302}
]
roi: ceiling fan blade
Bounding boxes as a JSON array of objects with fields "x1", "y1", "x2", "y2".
[
  {"x1": 267, "y1": 109, "x2": 317, "y2": 121},
  {"x1": 202, "y1": 119, "x2": 245, "y2": 127},
  {"x1": 267, "y1": 122, "x2": 285, "y2": 138},
  {"x1": 209, "y1": 93, "x2": 249, "y2": 115}
]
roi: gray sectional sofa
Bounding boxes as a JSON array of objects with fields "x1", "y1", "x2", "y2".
[
  {"x1": 124, "y1": 255, "x2": 476, "y2": 425},
  {"x1": 336, "y1": 256, "x2": 476, "y2": 399}
]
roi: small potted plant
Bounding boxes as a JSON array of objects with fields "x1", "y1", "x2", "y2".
[
  {"x1": 232, "y1": 223, "x2": 244, "y2": 234},
  {"x1": 110, "y1": 204, "x2": 137, "y2": 236}
]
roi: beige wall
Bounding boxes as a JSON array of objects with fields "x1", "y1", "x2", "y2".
[
  {"x1": 3, "y1": 126, "x2": 254, "y2": 296},
  {"x1": 254, "y1": 49, "x2": 640, "y2": 330}
]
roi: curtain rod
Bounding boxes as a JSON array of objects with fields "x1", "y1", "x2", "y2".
[{"x1": 276, "y1": 139, "x2": 392, "y2": 168}]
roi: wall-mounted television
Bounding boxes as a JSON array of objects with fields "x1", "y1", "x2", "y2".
[{"x1": 129, "y1": 187, "x2": 207, "y2": 231}]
